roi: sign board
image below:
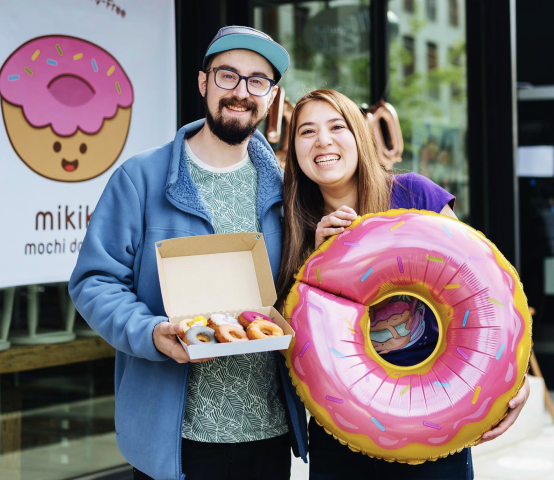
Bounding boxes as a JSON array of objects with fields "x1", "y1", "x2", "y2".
[{"x1": 0, "y1": 0, "x2": 176, "y2": 288}]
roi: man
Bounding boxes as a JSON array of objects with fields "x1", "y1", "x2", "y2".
[{"x1": 69, "y1": 26, "x2": 308, "y2": 480}]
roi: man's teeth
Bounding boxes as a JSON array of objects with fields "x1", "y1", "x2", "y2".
[
  {"x1": 315, "y1": 155, "x2": 340, "y2": 165},
  {"x1": 228, "y1": 105, "x2": 247, "y2": 112}
]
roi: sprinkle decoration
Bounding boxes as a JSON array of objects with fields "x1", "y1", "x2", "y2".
[
  {"x1": 343, "y1": 242, "x2": 359, "y2": 247},
  {"x1": 442, "y1": 225, "x2": 452, "y2": 238},
  {"x1": 371, "y1": 417, "x2": 386, "y2": 432},
  {"x1": 316, "y1": 267, "x2": 322, "y2": 284},
  {"x1": 46, "y1": 59, "x2": 57, "y2": 66},
  {"x1": 307, "y1": 302, "x2": 322, "y2": 313},
  {"x1": 457, "y1": 347, "x2": 469, "y2": 360},
  {"x1": 434, "y1": 382, "x2": 451, "y2": 388},
  {"x1": 344, "y1": 318, "x2": 356, "y2": 334},
  {"x1": 427, "y1": 256, "x2": 444, "y2": 263},
  {"x1": 444, "y1": 284, "x2": 460, "y2": 289},
  {"x1": 7, "y1": 75, "x2": 19, "y2": 81},
  {"x1": 55, "y1": 44, "x2": 63, "y2": 56},
  {"x1": 107, "y1": 65, "x2": 115, "y2": 76},
  {"x1": 488, "y1": 298, "x2": 504, "y2": 308},
  {"x1": 91, "y1": 59, "x2": 98, "y2": 72},
  {"x1": 469, "y1": 256, "x2": 486, "y2": 262},
  {"x1": 73, "y1": 53, "x2": 83, "y2": 60},
  {"x1": 299, "y1": 342, "x2": 310, "y2": 357},
  {"x1": 472, "y1": 386, "x2": 481, "y2": 404},
  {"x1": 330, "y1": 348, "x2": 346, "y2": 358},
  {"x1": 24, "y1": 67, "x2": 33, "y2": 76},
  {"x1": 390, "y1": 221, "x2": 405, "y2": 231},
  {"x1": 31, "y1": 50, "x2": 40, "y2": 61},
  {"x1": 326, "y1": 396, "x2": 344, "y2": 404},
  {"x1": 360, "y1": 268, "x2": 373, "y2": 282},
  {"x1": 115, "y1": 81, "x2": 121, "y2": 94},
  {"x1": 462, "y1": 310, "x2": 470, "y2": 327},
  {"x1": 400, "y1": 385, "x2": 411, "y2": 396},
  {"x1": 423, "y1": 422, "x2": 442, "y2": 430},
  {"x1": 495, "y1": 343, "x2": 506, "y2": 360},
  {"x1": 397, "y1": 256, "x2": 404, "y2": 273}
]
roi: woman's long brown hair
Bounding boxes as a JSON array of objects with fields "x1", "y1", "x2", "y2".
[{"x1": 276, "y1": 89, "x2": 393, "y2": 309}]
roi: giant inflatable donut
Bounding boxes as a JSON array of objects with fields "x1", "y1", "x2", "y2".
[{"x1": 284, "y1": 209, "x2": 532, "y2": 464}]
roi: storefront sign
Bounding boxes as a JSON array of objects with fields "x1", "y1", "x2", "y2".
[
  {"x1": 304, "y1": 6, "x2": 370, "y2": 57},
  {"x1": 0, "y1": 0, "x2": 176, "y2": 288}
]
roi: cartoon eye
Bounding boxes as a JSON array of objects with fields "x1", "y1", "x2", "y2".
[
  {"x1": 80, "y1": 143, "x2": 87, "y2": 154},
  {"x1": 53, "y1": 141, "x2": 62, "y2": 152}
]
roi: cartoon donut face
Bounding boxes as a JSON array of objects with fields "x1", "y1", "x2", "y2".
[
  {"x1": 0, "y1": 35, "x2": 134, "y2": 182},
  {"x1": 2, "y1": 100, "x2": 131, "y2": 182}
]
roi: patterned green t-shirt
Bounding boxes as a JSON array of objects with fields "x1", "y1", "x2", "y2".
[{"x1": 181, "y1": 140, "x2": 288, "y2": 443}]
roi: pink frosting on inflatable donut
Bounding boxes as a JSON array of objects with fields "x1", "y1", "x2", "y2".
[
  {"x1": 289, "y1": 211, "x2": 526, "y2": 452},
  {"x1": 0, "y1": 35, "x2": 133, "y2": 136}
]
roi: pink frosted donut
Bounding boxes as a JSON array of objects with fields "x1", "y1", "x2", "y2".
[
  {"x1": 0, "y1": 35, "x2": 133, "y2": 136},
  {"x1": 284, "y1": 209, "x2": 532, "y2": 464},
  {"x1": 238, "y1": 311, "x2": 273, "y2": 328}
]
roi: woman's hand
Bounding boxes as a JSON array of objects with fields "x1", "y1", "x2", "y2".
[
  {"x1": 478, "y1": 375, "x2": 531, "y2": 444},
  {"x1": 315, "y1": 206, "x2": 357, "y2": 249}
]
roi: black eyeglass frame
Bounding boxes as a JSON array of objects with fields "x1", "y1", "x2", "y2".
[{"x1": 205, "y1": 67, "x2": 276, "y2": 97}]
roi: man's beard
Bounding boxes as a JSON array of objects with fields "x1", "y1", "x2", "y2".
[{"x1": 204, "y1": 90, "x2": 268, "y2": 146}]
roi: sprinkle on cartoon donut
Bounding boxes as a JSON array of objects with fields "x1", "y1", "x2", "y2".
[{"x1": 0, "y1": 35, "x2": 134, "y2": 182}]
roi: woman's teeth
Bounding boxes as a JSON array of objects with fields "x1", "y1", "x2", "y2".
[{"x1": 315, "y1": 155, "x2": 340, "y2": 165}]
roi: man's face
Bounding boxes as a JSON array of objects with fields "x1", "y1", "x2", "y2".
[{"x1": 198, "y1": 49, "x2": 278, "y2": 145}]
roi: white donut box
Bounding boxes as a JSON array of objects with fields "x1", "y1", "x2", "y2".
[{"x1": 155, "y1": 232, "x2": 294, "y2": 359}]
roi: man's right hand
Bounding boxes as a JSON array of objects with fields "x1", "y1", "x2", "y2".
[{"x1": 153, "y1": 321, "x2": 213, "y2": 364}]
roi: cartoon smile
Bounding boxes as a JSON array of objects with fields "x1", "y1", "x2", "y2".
[{"x1": 62, "y1": 159, "x2": 79, "y2": 172}]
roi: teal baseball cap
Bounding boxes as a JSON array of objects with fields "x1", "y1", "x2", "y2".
[{"x1": 203, "y1": 26, "x2": 290, "y2": 82}]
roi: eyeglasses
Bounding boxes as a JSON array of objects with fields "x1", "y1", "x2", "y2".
[{"x1": 206, "y1": 67, "x2": 275, "y2": 97}]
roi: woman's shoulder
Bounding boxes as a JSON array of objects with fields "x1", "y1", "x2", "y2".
[{"x1": 391, "y1": 171, "x2": 455, "y2": 213}]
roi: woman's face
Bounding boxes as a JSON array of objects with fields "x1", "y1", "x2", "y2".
[{"x1": 294, "y1": 100, "x2": 358, "y2": 190}]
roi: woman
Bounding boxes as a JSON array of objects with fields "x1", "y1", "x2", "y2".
[{"x1": 276, "y1": 89, "x2": 530, "y2": 479}]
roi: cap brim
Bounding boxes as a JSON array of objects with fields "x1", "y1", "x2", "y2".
[{"x1": 205, "y1": 33, "x2": 289, "y2": 79}]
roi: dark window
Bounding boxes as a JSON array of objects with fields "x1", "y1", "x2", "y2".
[
  {"x1": 449, "y1": 0, "x2": 459, "y2": 26},
  {"x1": 404, "y1": 0, "x2": 414, "y2": 13},
  {"x1": 427, "y1": 42, "x2": 439, "y2": 98},
  {"x1": 426, "y1": 0, "x2": 437, "y2": 21},
  {"x1": 403, "y1": 36, "x2": 415, "y2": 77}
]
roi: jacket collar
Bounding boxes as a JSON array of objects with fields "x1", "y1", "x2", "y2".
[{"x1": 165, "y1": 119, "x2": 283, "y2": 222}]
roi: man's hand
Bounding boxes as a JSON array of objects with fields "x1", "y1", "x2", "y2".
[
  {"x1": 153, "y1": 321, "x2": 213, "y2": 364},
  {"x1": 478, "y1": 376, "x2": 531, "y2": 444}
]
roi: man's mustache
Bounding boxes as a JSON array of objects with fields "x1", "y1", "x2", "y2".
[{"x1": 218, "y1": 97, "x2": 258, "y2": 115}]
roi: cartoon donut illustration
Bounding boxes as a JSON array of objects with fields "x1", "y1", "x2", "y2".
[{"x1": 0, "y1": 35, "x2": 133, "y2": 182}]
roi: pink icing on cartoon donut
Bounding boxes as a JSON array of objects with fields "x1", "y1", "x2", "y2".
[
  {"x1": 284, "y1": 209, "x2": 532, "y2": 464},
  {"x1": 0, "y1": 35, "x2": 133, "y2": 182}
]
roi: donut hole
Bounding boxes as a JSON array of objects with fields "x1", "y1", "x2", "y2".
[
  {"x1": 260, "y1": 328, "x2": 272, "y2": 336},
  {"x1": 230, "y1": 331, "x2": 242, "y2": 339},
  {"x1": 197, "y1": 334, "x2": 211, "y2": 343},
  {"x1": 369, "y1": 295, "x2": 439, "y2": 368}
]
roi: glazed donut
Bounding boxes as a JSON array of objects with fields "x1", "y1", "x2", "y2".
[
  {"x1": 284, "y1": 209, "x2": 532, "y2": 464},
  {"x1": 238, "y1": 311, "x2": 273, "y2": 328},
  {"x1": 183, "y1": 326, "x2": 217, "y2": 346},
  {"x1": 215, "y1": 324, "x2": 249, "y2": 343},
  {"x1": 247, "y1": 320, "x2": 284, "y2": 340},
  {"x1": 207, "y1": 313, "x2": 242, "y2": 330}
]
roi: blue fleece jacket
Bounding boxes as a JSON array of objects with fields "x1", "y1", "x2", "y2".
[{"x1": 68, "y1": 120, "x2": 308, "y2": 480}]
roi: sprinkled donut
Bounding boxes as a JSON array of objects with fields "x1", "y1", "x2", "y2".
[
  {"x1": 238, "y1": 311, "x2": 273, "y2": 328},
  {"x1": 207, "y1": 313, "x2": 242, "y2": 330},
  {"x1": 284, "y1": 209, "x2": 532, "y2": 464},
  {"x1": 0, "y1": 35, "x2": 133, "y2": 182},
  {"x1": 183, "y1": 326, "x2": 217, "y2": 346}
]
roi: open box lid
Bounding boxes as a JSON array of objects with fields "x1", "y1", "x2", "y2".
[{"x1": 155, "y1": 232, "x2": 277, "y2": 318}]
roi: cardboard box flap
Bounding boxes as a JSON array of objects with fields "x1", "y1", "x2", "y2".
[{"x1": 156, "y1": 233, "x2": 277, "y2": 318}]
